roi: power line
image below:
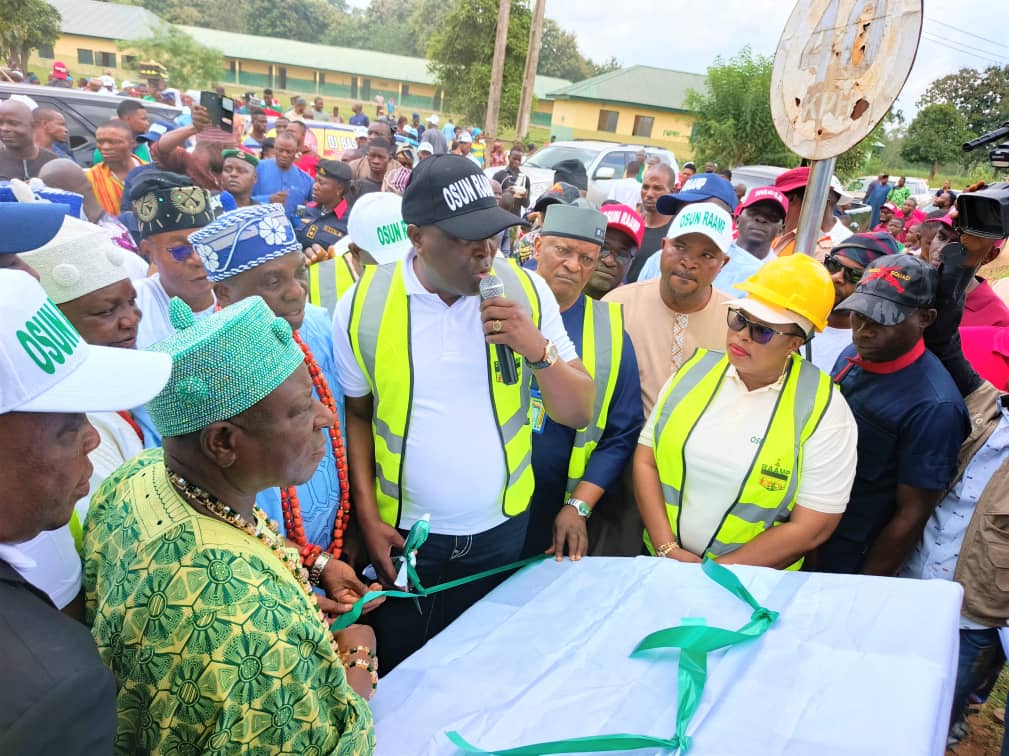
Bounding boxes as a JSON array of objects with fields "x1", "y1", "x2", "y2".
[
  {"x1": 920, "y1": 33, "x2": 1005, "y2": 68},
  {"x1": 924, "y1": 17, "x2": 1008, "y2": 58}
]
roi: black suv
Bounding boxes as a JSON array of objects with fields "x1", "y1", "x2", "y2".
[{"x1": 0, "y1": 83, "x2": 180, "y2": 167}]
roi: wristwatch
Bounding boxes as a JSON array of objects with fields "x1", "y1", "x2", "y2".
[
  {"x1": 567, "y1": 497, "x2": 592, "y2": 519},
  {"x1": 526, "y1": 339, "x2": 559, "y2": 370}
]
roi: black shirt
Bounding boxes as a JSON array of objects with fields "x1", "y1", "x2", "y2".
[
  {"x1": 0, "y1": 560, "x2": 117, "y2": 754},
  {"x1": 0, "y1": 147, "x2": 58, "y2": 180},
  {"x1": 626, "y1": 219, "x2": 672, "y2": 282}
]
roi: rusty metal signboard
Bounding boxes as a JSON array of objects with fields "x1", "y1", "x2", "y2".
[{"x1": 771, "y1": 0, "x2": 923, "y2": 159}]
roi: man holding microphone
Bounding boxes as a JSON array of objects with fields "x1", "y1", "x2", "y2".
[{"x1": 332, "y1": 155, "x2": 594, "y2": 671}]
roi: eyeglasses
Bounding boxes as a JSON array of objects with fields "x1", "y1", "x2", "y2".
[
  {"x1": 167, "y1": 244, "x2": 196, "y2": 262},
  {"x1": 727, "y1": 308, "x2": 803, "y2": 345},
  {"x1": 823, "y1": 254, "x2": 864, "y2": 284},
  {"x1": 598, "y1": 245, "x2": 635, "y2": 265}
]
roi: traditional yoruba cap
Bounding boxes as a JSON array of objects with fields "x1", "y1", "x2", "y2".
[
  {"x1": 602, "y1": 203, "x2": 645, "y2": 247},
  {"x1": 222, "y1": 148, "x2": 258, "y2": 168},
  {"x1": 0, "y1": 203, "x2": 71, "y2": 254},
  {"x1": 541, "y1": 204, "x2": 607, "y2": 246},
  {"x1": 552, "y1": 159, "x2": 587, "y2": 191},
  {"x1": 658, "y1": 173, "x2": 739, "y2": 215},
  {"x1": 190, "y1": 204, "x2": 301, "y2": 283},
  {"x1": 831, "y1": 231, "x2": 901, "y2": 268},
  {"x1": 837, "y1": 254, "x2": 937, "y2": 326},
  {"x1": 532, "y1": 182, "x2": 581, "y2": 214},
  {"x1": 348, "y1": 192, "x2": 412, "y2": 264},
  {"x1": 1, "y1": 179, "x2": 84, "y2": 219},
  {"x1": 317, "y1": 159, "x2": 352, "y2": 181},
  {"x1": 129, "y1": 170, "x2": 215, "y2": 239},
  {"x1": 402, "y1": 154, "x2": 527, "y2": 241},
  {"x1": 737, "y1": 186, "x2": 788, "y2": 219},
  {"x1": 666, "y1": 204, "x2": 733, "y2": 254},
  {"x1": 0, "y1": 269, "x2": 170, "y2": 414},
  {"x1": 146, "y1": 296, "x2": 304, "y2": 437},
  {"x1": 20, "y1": 217, "x2": 132, "y2": 303}
]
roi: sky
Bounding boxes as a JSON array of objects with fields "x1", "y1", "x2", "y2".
[{"x1": 543, "y1": 0, "x2": 1001, "y2": 122}]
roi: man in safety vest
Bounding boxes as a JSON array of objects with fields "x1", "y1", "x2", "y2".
[
  {"x1": 521, "y1": 204, "x2": 644, "y2": 560},
  {"x1": 332, "y1": 155, "x2": 594, "y2": 671}
]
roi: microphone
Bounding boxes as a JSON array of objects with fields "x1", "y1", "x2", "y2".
[{"x1": 479, "y1": 275, "x2": 518, "y2": 385}]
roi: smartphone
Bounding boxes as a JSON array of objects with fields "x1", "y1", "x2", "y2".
[{"x1": 200, "y1": 91, "x2": 234, "y2": 131}]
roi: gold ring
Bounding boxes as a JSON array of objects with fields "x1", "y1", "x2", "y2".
[{"x1": 492, "y1": 319, "x2": 503, "y2": 333}]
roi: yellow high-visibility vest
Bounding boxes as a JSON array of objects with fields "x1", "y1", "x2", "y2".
[{"x1": 308, "y1": 253, "x2": 358, "y2": 315}]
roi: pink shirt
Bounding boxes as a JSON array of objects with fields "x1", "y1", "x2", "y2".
[{"x1": 963, "y1": 279, "x2": 1009, "y2": 328}]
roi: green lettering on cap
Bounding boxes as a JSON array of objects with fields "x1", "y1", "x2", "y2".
[
  {"x1": 376, "y1": 220, "x2": 407, "y2": 247},
  {"x1": 17, "y1": 299, "x2": 81, "y2": 374},
  {"x1": 17, "y1": 329, "x2": 55, "y2": 374}
]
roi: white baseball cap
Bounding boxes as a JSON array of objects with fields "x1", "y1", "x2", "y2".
[
  {"x1": 428, "y1": 114, "x2": 440, "y2": 125},
  {"x1": 666, "y1": 203, "x2": 734, "y2": 253},
  {"x1": 0, "y1": 270, "x2": 171, "y2": 414},
  {"x1": 354, "y1": 126, "x2": 368, "y2": 139},
  {"x1": 20, "y1": 217, "x2": 132, "y2": 304},
  {"x1": 418, "y1": 142, "x2": 434, "y2": 154},
  {"x1": 347, "y1": 192, "x2": 412, "y2": 264},
  {"x1": 458, "y1": 132, "x2": 473, "y2": 144}
]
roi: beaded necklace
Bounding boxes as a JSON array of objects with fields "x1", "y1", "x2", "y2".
[{"x1": 286, "y1": 331, "x2": 352, "y2": 558}]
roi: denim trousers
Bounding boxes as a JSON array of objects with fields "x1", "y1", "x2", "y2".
[
  {"x1": 372, "y1": 512, "x2": 529, "y2": 674},
  {"x1": 951, "y1": 627, "x2": 1009, "y2": 754}
]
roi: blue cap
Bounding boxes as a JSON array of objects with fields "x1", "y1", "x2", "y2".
[
  {"x1": 657, "y1": 173, "x2": 739, "y2": 216},
  {"x1": 0, "y1": 182, "x2": 83, "y2": 219},
  {"x1": 189, "y1": 204, "x2": 302, "y2": 282},
  {"x1": 0, "y1": 204, "x2": 71, "y2": 254},
  {"x1": 137, "y1": 120, "x2": 177, "y2": 143}
]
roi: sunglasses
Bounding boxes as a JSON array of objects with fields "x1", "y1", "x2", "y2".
[
  {"x1": 167, "y1": 244, "x2": 196, "y2": 262},
  {"x1": 727, "y1": 308, "x2": 803, "y2": 345},
  {"x1": 823, "y1": 254, "x2": 864, "y2": 284}
]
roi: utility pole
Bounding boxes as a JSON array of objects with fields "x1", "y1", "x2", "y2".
[
  {"x1": 516, "y1": 0, "x2": 547, "y2": 140},
  {"x1": 485, "y1": 0, "x2": 512, "y2": 138}
]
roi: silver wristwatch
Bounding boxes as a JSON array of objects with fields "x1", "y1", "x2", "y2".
[{"x1": 567, "y1": 497, "x2": 592, "y2": 519}]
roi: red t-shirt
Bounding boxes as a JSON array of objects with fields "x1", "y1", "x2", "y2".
[
  {"x1": 963, "y1": 278, "x2": 1009, "y2": 328},
  {"x1": 296, "y1": 151, "x2": 319, "y2": 179}
]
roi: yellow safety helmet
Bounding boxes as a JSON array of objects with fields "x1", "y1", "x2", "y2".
[{"x1": 735, "y1": 254, "x2": 834, "y2": 332}]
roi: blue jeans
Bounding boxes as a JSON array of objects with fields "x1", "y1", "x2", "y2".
[
  {"x1": 951, "y1": 628, "x2": 1009, "y2": 754},
  {"x1": 372, "y1": 512, "x2": 529, "y2": 674}
]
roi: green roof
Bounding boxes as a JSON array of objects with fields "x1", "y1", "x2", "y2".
[
  {"x1": 48, "y1": 0, "x2": 164, "y2": 41},
  {"x1": 547, "y1": 65, "x2": 707, "y2": 113}
]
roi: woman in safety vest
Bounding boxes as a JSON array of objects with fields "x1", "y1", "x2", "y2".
[{"x1": 635, "y1": 254, "x2": 859, "y2": 569}]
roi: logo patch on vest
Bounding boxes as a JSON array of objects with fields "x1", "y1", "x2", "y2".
[{"x1": 758, "y1": 460, "x2": 790, "y2": 492}]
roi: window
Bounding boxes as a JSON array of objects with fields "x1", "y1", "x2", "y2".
[
  {"x1": 401, "y1": 84, "x2": 410, "y2": 98},
  {"x1": 37, "y1": 44, "x2": 54, "y2": 59},
  {"x1": 77, "y1": 49, "x2": 94, "y2": 65},
  {"x1": 595, "y1": 150, "x2": 630, "y2": 179},
  {"x1": 632, "y1": 115, "x2": 654, "y2": 138},
  {"x1": 228, "y1": 60, "x2": 236, "y2": 75},
  {"x1": 122, "y1": 54, "x2": 136, "y2": 67},
  {"x1": 318, "y1": 72, "x2": 325, "y2": 87},
  {"x1": 277, "y1": 67, "x2": 287, "y2": 90},
  {"x1": 597, "y1": 109, "x2": 619, "y2": 133},
  {"x1": 97, "y1": 51, "x2": 116, "y2": 68}
]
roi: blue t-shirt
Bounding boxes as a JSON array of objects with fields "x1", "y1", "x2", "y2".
[
  {"x1": 864, "y1": 181, "x2": 892, "y2": 209},
  {"x1": 523, "y1": 295, "x2": 643, "y2": 556},
  {"x1": 256, "y1": 304, "x2": 347, "y2": 546},
  {"x1": 252, "y1": 160, "x2": 314, "y2": 219},
  {"x1": 817, "y1": 342, "x2": 969, "y2": 573}
]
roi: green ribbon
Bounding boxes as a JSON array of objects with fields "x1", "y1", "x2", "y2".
[{"x1": 446, "y1": 559, "x2": 779, "y2": 755}]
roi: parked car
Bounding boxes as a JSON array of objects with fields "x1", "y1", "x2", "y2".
[
  {"x1": 0, "y1": 83, "x2": 181, "y2": 167},
  {"x1": 847, "y1": 175, "x2": 931, "y2": 207},
  {"x1": 485, "y1": 140, "x2": 678, "y2": 209}
]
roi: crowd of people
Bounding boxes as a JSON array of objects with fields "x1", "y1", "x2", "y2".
[{"x1": 1, "y1": 75, "x2": 1008, "y2": 755}]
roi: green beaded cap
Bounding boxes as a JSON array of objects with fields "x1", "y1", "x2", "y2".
[{"x1": 146, "y1": 296, "x2": 304, "y2": 437}]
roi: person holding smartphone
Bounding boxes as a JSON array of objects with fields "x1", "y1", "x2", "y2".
[{"x1": 493, "y1": 144, "x2": 532, "y2": 215}]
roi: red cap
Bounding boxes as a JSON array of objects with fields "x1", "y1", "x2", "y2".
[
  {"x1": 52, "y1": 61, "x2": 68, "y2": 80},
  {"x1": 773, "y1": 166, "x2": 810, "y2": 194},
  {"x1": 922, "y1": 213, "x2": 954, "y2": 228},
  {"x1": 601, "y1": 204, "x2": 644, "y2": 247},
  {"x1": 737, "y1": 186, "x2": 788, "y2": 218}
]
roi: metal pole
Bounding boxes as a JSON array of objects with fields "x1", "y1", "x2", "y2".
[{"x1": 793, "y1": 158, "x2": 836, "y2": 257}]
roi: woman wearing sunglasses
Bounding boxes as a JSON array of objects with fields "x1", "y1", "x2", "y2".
[{"x1": 635, "y1": 254, "x2": 859, "y2": 569}]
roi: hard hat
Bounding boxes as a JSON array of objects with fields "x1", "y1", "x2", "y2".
[{"x1": 735, "y1": 254, "x2": 834, "y2": 332}]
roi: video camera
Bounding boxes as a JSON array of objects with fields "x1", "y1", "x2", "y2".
[
  {"x1": 963, "y1": 121, "x2": 1009, "y2": 170},
  {"x1": 955, "y1": 183, "x2": 1009, "y2": 240}
]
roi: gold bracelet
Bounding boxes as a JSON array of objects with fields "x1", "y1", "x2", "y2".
[{"x1": 655, "y1": 541, "x2": 678, "y2": 557}]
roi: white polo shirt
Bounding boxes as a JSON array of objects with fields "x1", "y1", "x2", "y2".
[
  {"x1": 332, "y1": 251, "x2": 577, "y2": 535},
  {"x1": 639, "y1": 362, "x2": 857, "y2": 556}
]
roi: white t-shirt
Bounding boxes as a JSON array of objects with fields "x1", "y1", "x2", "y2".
[
  {"x1": 639, "y1": 363, "x2": 857, "y2": 556},
  {"x1": 134, "y1": 274, "x2": 216, "y2": 349},
  {"x1": 5, "y1": 411, "x2": 144, "y2": 607},
  {"x1": 607, "y1": 177, "x2": 642, "y2": 208},
  {"x1": 333, "y1": 252, "x2": 577, "y2": 535},
  {"x1": 809, "y1": 326, "x2": 852, "y2": 374}
]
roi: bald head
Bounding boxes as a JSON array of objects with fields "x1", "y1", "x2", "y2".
[
  {"x1": 0, "y1": 99, "x2": 37, "y2": 154},
  {"x1": 38, "y1": 158, "x2": 105, "y2": 222}
]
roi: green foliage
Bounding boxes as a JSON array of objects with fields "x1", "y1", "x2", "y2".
[
  {"x1": 901, "y1": 103, "x2": 970, "y2": 180},
  {"x1": 244, "y1": 0, "x2": 340, "y2": 43},
  {"x1": 685, "y1": 47, "x2": 797, "y2": 169},
  {"x1": 119, "y1": 26, "x2": 223, "y2": 91},
  {"x1": 918, "y1": 66, "x2": 1009, "y2": 136},
  {"x1": 0, "y1": 0, "x2": 61, "y2": 71},
  {"x1": 427, "y1": 0, "x2": 531, "y2": 128}
]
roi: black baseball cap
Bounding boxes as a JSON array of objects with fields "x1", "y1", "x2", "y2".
[
  {"x1": 532, "y1": 181, "x2": 581, "y2": 213},
  {"x1": 836, "y1": 254, "x2": 937, "y2": 326},
  {"x1": 402, "y1": 154, "x2": 528, "y2": 240}
]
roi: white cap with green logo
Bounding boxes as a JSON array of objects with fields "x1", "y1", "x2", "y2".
[
  {"x1": 0, "y1": 270, "x2": 172, "y2": 414},
  {"x1": 347, "y1": 192, "x2": 413, "y2": 264}
]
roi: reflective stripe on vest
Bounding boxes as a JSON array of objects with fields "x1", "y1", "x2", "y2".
[
  {"x1": 348, "y1": 258, "x2": 541, "y2": 527},
  {"x1": 308, "y1": 253, "x2": 358, "y2": 315},
  {"x1": 565, "y1": 298, "x2": 623, "y2": 495},
  {"x1": 651, "y1": 348, "x2": 834, "y2": 567}
]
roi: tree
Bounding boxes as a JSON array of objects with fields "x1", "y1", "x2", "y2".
[
  {"x1": 0, "y1": 0, "x2": 61, "y2": 71},
  {"x1": 120, "y1": 26, "x2": 223, "y2": 91},
  {"x1": 587, "y1": 56, "x2": 621, "y2": 77},
  {"x1": 427, "y1": 0, "x2": 531, "y2": 128},
  {"x1": 918, "y1": 66, "x2": 1009, "y2": 137},
  {"x1": 901, "y1": 103, "x2": 970, "y2": 180},
  {"x1": 537, "y1": 19, "x2": 591, "y2": 81},
  {"x1": 685, "y1": 47, "x2": 797, "y2": 169}
]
